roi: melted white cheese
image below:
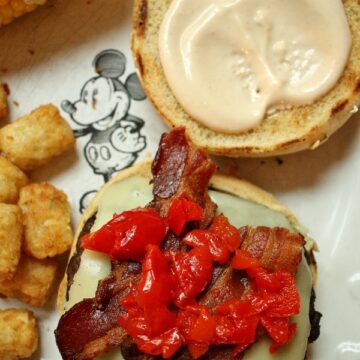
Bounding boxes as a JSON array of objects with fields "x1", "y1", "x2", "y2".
[{"x1": 65, "y1": 176, "x2": 313, "y2": 360}]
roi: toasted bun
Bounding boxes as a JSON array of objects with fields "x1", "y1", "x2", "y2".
[
  {"x1": 57, "y1": 162, "x2": 317, "y2": 312},
  {"x1": 131, "y1": 0, "x2": 360, "y2": 157}
]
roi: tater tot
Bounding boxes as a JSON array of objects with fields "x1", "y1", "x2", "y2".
[
  {"x1": 19, "y1": 183, "x2": 73, "y2": 259},
  {"x1": 0, "y1": 104, "x2": 75, "y2": 170},
  {"x1": 0, "y1": 156, "x2": 29, "y2": 204},
  {"x1": 0, "y1": 254, "x2": 58, "y2": 307},
  {"x1": 0, "y1": 204, "x2": 22, "y2": 281},
  {"x1": 0, "y1": 309, "x2": 38, "y2": 360},
  {"x1": 0, "y1": 83, "x2": 7, "y2": 119}
]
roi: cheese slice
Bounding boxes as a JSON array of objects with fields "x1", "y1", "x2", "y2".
[{"x1": 66, "y1": 176, "x2": 312, "y2": 360}]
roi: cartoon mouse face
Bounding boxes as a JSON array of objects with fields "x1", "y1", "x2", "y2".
[
  {"x1": 67, "y1": 76, "x2": 130, "y2": 128},
  {"x1": 61, "y1": 49, "x2": 147, "y2": 187},
  {"x1": 62, "y1": 49, "x2": 146, "y2": 130}
]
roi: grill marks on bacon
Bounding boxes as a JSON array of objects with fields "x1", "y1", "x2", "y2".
[
  {"x1": 239, "y1": 226, "x2": 305, "y2": 275},
  {"x1": 199, "y1": 226, "x2": 304, "y2": 312},
  {"x1": 55, "y1": 262, "x2": 141, "y2": 360},
  {"x1": 152, "y1": 128, "x2": 217, "y2": 228},
  {"x1": 55, "y1": 298, "x2": 126, "y2": 360},
  {"x1": 55, "y1": 263, "x2": 141, "y2": 360},
  {"x1": 199, "y1": 267, "x2": 248, "y2": 311}
]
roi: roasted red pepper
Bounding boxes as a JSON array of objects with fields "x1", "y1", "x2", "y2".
[
  {"x1": 83, "y1": 200, "x2": 301, "y2": 358},
  {"x1": 166, "y1": 197, "x2": 204, "y2": 235},
  {"x1": 261, "y1": 317, "x2": 297, "y2": 353},
  {"x1": 231, "y1": 249, "x2": 261, "y2": 270},
  {"x1": 81, "y1": 208, "x2": 168, "y2": 261},
  {"x1": 134, "y1": 328, "x2": 183, "y2": 358},
  {"x1": 232, "y1": 250, "x2": 300, "y2": 352},
  {"x1": 184, "y1": 215, "x2": 241, "y2": 264},
  {"x1": 177, "y1": 305, "x2": 216, "y2": 358},
  {"x1": 214, "y1": 299, "x2": 260, "y2": 350},
  {"x1": 119, "y1": 246, "x2": 300, "y2": 358},
  {"x1": 119, "y1": 245, "x2": 180, "y2": 358},
  {"x1": 210, "y1": 215, "x2": 241, "y2": 251},
  {"x1": 168, "y1": 247, "x2": 213, "y2": 307},
  {"x1": 255, "y1": 271, "x2": 301, "y2": 318},
  {"x1": 183, "y1": 230, "x2": 229, "y2": 264}
]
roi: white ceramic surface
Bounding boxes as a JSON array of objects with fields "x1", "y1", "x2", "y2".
[{"x1": 0, "y1": 1, "x2": 359, "y2": 359}]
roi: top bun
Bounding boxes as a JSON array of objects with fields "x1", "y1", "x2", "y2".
[{"x1": 131, "y1": 0, "x2": 360, "y2": 157}]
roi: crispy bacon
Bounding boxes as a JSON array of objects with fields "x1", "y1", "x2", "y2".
[
  {"x1": 152, "y1": 128, "x2": 217, "y2": 227},
  {"x1": 55, "y1": 262, "x2": 140, "y2": 360},
  {"x1": 199, "y1": 267, "x2": 248, "y2": 311},
  {"x1": 55, "y1": 298, "x2": 126, "y2": 360},
  {"x1": 199, "y1": 227, "x2": 304, "y2": 312},
  {"x1": 239, "y1": 226, "x2": 305, "y2": 275}
]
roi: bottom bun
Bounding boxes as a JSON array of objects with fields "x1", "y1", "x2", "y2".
[{"x1": 58, "y1": 162, "x2": 320, "y2": 359}]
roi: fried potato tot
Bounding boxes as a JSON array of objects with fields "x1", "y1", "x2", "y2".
[
  {"x1": 19, "y1": 183, "x2": 73, "y2": 259},
  {"x1": 0, "y1": 157, "x2": 29, "y2": 204},
  {"x1": 0, "y1": 204, "x2": 22, "y2": 281},
  {"x1": 0, "y1": 104, "x2": 75, "y2": 170},
  {"x1": 0, "y1": 83, "x2": 7, "y2": 119},
  {"x1": 0, "y1": 255, "x2": 58, "y2": 307},
  {"x1": 0, "y1": 309, "x2": 38, "y2": 360}
]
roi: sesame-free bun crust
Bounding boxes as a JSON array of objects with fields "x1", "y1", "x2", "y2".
[
  {"x1": 58, "y1": 162, "x2": 317, "y2": 311},
  {"x1": 131, "y1": 0, "x2": 360, "y2": 157}
]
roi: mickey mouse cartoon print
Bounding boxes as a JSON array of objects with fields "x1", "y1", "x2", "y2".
[{"x1": 62, "y1": 49, "x2": 147, "y2": 183}]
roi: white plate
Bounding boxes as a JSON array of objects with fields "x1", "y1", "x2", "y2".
[{"x1": 0, "y1": 1, "x2": 359, "y2": 359}]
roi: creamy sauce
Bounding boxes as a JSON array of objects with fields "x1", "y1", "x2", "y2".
[
  {"x1": 65, "y1": 176, "x2": 313, "y2": 360},
  {"x1": 159, "y1": 0, "x2": 351, "y2": 133}
]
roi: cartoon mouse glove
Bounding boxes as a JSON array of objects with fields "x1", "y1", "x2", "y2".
[{"x1": 111, "y1": 126, "x2": 146, "y2": 153}]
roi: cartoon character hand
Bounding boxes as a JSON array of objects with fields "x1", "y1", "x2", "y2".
[{"x1": 111, "y1": 126, "x2": 146, "y2": 153}]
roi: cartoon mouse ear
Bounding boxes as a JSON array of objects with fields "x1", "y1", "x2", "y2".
[
  {"x1": 93, "y1": 49, "x2": 126, "y2": 78},
  {"x1": 125, "y1": 73, "x2": 147, "y2": 101}
]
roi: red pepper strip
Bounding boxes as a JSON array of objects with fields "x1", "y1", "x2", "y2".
[
  {"x1": 214, "y1": 300, "x2": 260, "y2": 347},
  {"x1": 183, "y1": 215, "x2": 241, "y2": 264},
  {"x1": 137, "y1": 244, "x2": 174, "y2": 307},
  {"x1": 177, "y1": 305, "x2": 216, "y2": 343},
  {"x1": 210, "y1": 215, "x2": 241, "y2": 251},
  {"x1": 168, "y1": 247, "x2": 213, "y2": 308},
  {"x1": 80, "y1": 224, "x2": 114, "y2": 254},
  {"x1": 231, "y1": 249, "x2": 261, "y2": 270},
  {"x1": 183, "y1": 230, "x2": 230, "y2": 264},
  {"x1": 120, "y1": 245, "x2": 175, "y2": 336},
  {"x1": 215, "y1": 299, "x2": 261, "y2": 318},
  {"x1": 119, "y1": 246, "x2": 180, "y2": 358},
  {"x1": 261, "y1": 317, "x2": 297, "y2": 353},
  {"x1": 166, "y1": 197, "x2": 204, "y2": 236},
  {"x1": 232, "y1": 249, "x2": 300, "y2": 353},
  {"x1": 177, "y1": 305, "x2": 216, "y2": 359},
  {"x1": 130, "y1": 328, "x2": 183, "y2": 359},
  {"x1": 81, "y1": 208, "x2": 168, "y2": 261},
  {"x1": 255, "y1": 271, "x2": 301, "y2": 318},
  {"x1": 187, "y1": 343, "x2": 210, "y2": 359}
]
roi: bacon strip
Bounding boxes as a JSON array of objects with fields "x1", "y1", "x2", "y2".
[
  {"x1": 152, "y1": 128, "x2": 217, "y2": 227},
  {"x1": 198, "y1": 227, "x2": 304, "y2": 313},
  {"x1": 55, "y1": 262, "x2": 140, "y2": 360},
  {"x1": 199, "y1": 267, "x2": 248, "y2": 311},
  {"x1": 55, "y1": 298, "x2": 126, "y2": 360},
  {"x1": 239, "y1": 226, "x2": 305, "y2": 275}
]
